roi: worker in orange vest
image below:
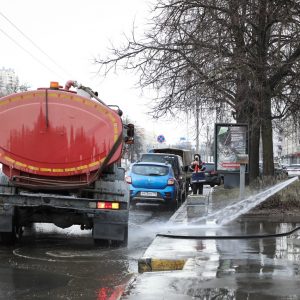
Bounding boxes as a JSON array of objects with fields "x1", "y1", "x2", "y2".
[{"x1": 190, "y1": 154, "x2": 205, "y2": 195}]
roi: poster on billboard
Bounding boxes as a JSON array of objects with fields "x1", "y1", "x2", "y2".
[{"x1": 215, "y1": 123, "x2": 248, "y2": 172}]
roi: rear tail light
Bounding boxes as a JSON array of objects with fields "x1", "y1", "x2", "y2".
[
  {"x1": 125, "y1": 175, "x2": 132, "y2": 184},
  {"x1": 167, "y1": 178, "x2": 175, "y2": 185},
  {"x1": 97, "y1": 201, "x2": 120, "y2": 210}
]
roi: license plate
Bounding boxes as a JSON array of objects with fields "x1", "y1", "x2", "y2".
[{"x1": 140, "y1": 191, "x2": 157, "y2": 197}]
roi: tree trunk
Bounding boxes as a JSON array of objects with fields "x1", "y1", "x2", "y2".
[
  {"x1": 249, "y1": 122, "x2": 260, "y2": 181},
  {"x1": 236, "y1": 102, "x2": 260, "y2": 182},
  {"x1": 261, "y1": 96, "x2": 274, "y2": 176}
]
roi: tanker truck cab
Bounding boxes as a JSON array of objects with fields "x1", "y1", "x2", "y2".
[{"x1": 0, "y1": 81, "x2": 133, "y2": 246}]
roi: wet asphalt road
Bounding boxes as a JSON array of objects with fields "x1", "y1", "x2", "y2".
[
  {"x1": 2, "y1": 183, "x2": 300, "y2": 300},
  {"x1": 0, "y1": 204, "x2": 174, "y2": 300}
]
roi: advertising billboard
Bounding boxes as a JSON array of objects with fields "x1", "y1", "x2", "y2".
[{"x1": 215, "y1": 123, "x2": 248, "y2": 172}]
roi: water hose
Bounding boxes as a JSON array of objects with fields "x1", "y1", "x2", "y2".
[{"x1": 156, "y1": 226, "x2": 300, "y2": 239}]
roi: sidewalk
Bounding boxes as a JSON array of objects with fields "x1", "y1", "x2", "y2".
[{"x1": 121, "y1": 177, "x2": 300, "y2": 299}]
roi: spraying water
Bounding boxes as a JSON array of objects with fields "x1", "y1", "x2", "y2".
[
  {"x1": 193, "y1": 177, "x2": 299, "y2": 226},
  {"x1": 161, "y1": 177, "x2": 299, "y2": 235}
]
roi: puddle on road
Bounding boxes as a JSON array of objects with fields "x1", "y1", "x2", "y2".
[
  {"x1": 0, "y1": 266, "x2": 70, "y2": 298},
  {"x1": 126, "y1": 180, "x2": 300, "y2": 299},
  {"x1": 129, "y1": 221, "x2": 300, "y2": 299}
]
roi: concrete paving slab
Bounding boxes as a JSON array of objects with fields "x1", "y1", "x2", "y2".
[{"x1": 186, "y1": 195, "x2": 208, "y2": 205}]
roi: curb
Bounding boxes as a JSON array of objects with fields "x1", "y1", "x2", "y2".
[
  {"x1": 138, "y1": 257, "x2": 186, "y2": 273},
  {"x1": 137, "y1": 194, "x2": 210, "y2": 274}
]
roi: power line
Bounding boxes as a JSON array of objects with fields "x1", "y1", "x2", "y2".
[
  {"x1": 0, "y1": 11, "x2": 74, "y2": 79},
  {"x1": 0, "y1": 27, "x2": 64, "y2": 80}
]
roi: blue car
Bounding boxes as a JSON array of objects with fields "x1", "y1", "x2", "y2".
[{"x1": 125, "y1": 162, "x2": 179, "y2": 209}]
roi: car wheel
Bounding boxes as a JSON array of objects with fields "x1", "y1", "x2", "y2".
[
  {"x1": 210, "y1": 184, "x2": 215, "y2": 188},
  {"x1": 182, "y1": 189, "x2": 187, "y2": 202},
  {"x1": 180, "y1": 189, "x2": 186, "y2": 204},
  {"x1": 167, "y1": 194, "x2": 178, "y2": 211},
  {"x1": 185, "y1": 182, "x2": 190, "y2": 195}
]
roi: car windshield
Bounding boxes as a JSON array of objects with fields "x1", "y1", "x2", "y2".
[
  {"x1": 287, "y1": 165, "x2": 300, "y2": 169},
  {"x1": 141, "y1": 154, "x2": 177, "y2": 170},
  {"x1": 204, "y1": 163, "x2": 215, "y2": 172},
  {"x1": 132, "y1": 165, "x2": 169, "y2": 176},
  {"x1": 141, "y1": 154, "x2": 175, "y2": 164}
]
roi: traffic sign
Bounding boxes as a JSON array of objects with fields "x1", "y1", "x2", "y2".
[{"x1": 157, "y1": 134, "x2": 165, "y2": 143}]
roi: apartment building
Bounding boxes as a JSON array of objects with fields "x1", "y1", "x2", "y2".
[
  {"x1": 0, "y1": 67, "x2": 18, "y2": 95},
  {"x1": 279, "y1": 122, "x2": 300, "y2": 165}
]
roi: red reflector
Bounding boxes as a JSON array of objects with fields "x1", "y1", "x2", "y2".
[{"x1": 97, "y1": 202, "x2": 119, "y2": 210}]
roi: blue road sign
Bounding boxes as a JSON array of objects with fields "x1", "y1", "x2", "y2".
[{"x1": 157, "y1": 134, "x2": 165, "y2": 143}]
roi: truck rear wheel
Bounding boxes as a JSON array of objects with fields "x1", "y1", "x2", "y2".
[
  {"x1": 1, "y1": 225, "x2": 23, "y2": 245},
  {"x1": 94, "y1": 238, "x2": 109, "y2": 247}
]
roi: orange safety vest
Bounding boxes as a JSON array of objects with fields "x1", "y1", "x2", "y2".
[{"x1": 192, "y1": 161, "x2": 201, "y2": 172}]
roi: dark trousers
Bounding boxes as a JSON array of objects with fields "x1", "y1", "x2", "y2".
[{"x1": 192, "y1": 182, "x2": 203, "y2": 195}]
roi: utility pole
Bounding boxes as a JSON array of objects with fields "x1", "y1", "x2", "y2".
[
  {"x1": 186, "y1": 108, "x2": 189, "y2": 145},
  {"x1": 195, "y1": 99, "x2": 200, "y2": 154},
  {"x1": 206, "y1": 125, "x2": 209, "y2": 162}
]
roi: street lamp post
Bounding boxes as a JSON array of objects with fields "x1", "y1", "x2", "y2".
[{"x1": 196, "y1": 99, "x2": 200, "y2": 154}]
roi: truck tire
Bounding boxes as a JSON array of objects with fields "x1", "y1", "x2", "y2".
[
  {"x1": 1, "y1": 224, "x2": 23, "y2": 245},
  {"x1": 94, "y1": 238, "x2": 109, "y2": 247}
]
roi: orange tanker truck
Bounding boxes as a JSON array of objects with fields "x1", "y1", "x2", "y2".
[{"x1": 0, "y1": 80, "x2": 134, "y2": 245}]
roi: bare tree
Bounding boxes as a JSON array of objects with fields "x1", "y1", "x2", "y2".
[
  {"x1": 95, "y1": 0, "x2": 300, "y2": 181},
  {"x1": 122, "y1": 116, "x2": 145, "y2": 162},
  {"x1": 0, "y1": 76, "x2": 29, "y2": 97}
]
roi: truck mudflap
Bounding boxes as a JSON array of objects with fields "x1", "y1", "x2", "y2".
[{"x1": 93, "y1": 210, "x2": 128, "y2": 242}]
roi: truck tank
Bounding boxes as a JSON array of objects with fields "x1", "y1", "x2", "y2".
[{"x1": 0, "y1": 81, "x2": 123, "y2": 190}]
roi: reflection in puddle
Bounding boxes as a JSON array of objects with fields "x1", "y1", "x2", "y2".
[{"x1": 180, "y1": 221, "x2": 300, "y2": 299}]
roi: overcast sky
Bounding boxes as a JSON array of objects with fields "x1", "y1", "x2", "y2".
[{"x1": 0, "y1": 0, "x2": 191, "y2": 146}]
